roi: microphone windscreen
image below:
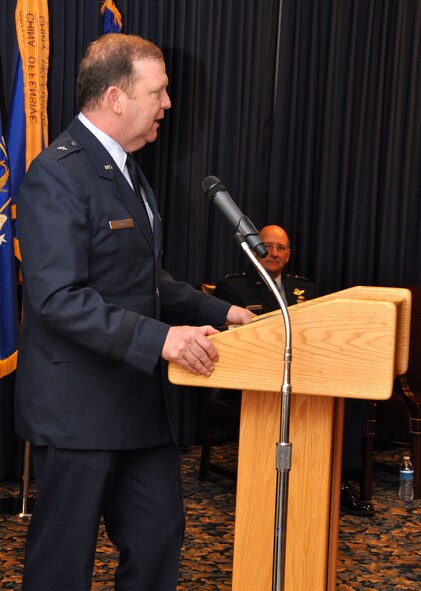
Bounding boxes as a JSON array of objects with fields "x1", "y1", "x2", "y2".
[{"x1": 201, "y1": 176, "x2": 226, "y2": 199}]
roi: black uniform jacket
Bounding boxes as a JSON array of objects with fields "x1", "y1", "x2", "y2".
[
  {"x1": 214, "y1": 266, "x2": 316, "y2": 315},
  {"x1": 15, "y1": 117, "x2": 230, "y2": 450}
]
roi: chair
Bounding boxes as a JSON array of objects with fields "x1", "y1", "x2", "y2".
[
  {"x1": 365, "y1": 286, "x2": 421, "y2": 499},
  {"x1": 200, "y1": 282, "x2": 217, "y2": 296},
  {"x1": 198, "y1": 282, "x2": 240, "y2": 480},
  {"x1": 198, "y1": 388, "x2": 240, "y2": 480},
  {"x1": 393, "y1": 286, "x2": 421, "y2": 498}
]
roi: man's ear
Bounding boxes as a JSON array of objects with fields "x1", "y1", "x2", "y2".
[{"x1": 106, "y1": 86, "x2": 122, "y2": 114}]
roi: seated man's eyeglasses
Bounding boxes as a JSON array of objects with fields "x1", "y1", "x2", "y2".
[{"x1": 263, "y1": 243, "x2": 289, "y2": 252}]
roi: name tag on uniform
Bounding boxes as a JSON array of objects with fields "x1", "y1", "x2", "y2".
[{"x1": 109, "y1": 218, "x2": 134, "y2": 230}]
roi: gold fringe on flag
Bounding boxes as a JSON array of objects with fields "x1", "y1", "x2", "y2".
[
  {"x1": 101, "y1": 0, "x2": 123, "y2": 31},
  {"x1": 0, "y1": 351, "x2": 18, "y2": 379},
  {"x1": 15, "y1": 0, "x2": 50, "y2": 171}
]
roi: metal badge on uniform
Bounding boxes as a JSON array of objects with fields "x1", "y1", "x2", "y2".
[
  {"x1": 246, "y1": 304, "x2": 263, "y2": 311},
  {"x1": 293, "y1": 288, "x2": 306, "y2": 302},
  {"x1": 109, "y1": 218, "x2": 134, "y2": 230}
]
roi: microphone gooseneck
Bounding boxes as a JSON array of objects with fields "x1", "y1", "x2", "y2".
[{"x1": 203, "y1": 174, "x2": 293, "y2": 591}]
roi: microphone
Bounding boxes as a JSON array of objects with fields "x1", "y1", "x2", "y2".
[{"x1": 201, "y1": 176, "x2": 267, "y2": 258}]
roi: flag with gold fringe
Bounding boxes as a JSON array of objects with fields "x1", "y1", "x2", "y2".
[
  {"x1": 0, "y1": 125, "x2": 19, "y2": 378},
  {"x1": 1, "y1": 0, "x2": 50, "y2": 377},
  {"x1": 9, "y1": 0, "x2": 49, "y2": 187},
  {"x1": 7, "y1": 0, "x2": 50, "y2": 253},
  {"x1": 101, "y1": 0, "x2": 122, "y2": 34}
]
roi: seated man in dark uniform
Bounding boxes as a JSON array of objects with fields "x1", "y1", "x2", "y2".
[
  {"x1": 213, "y1": 224, "x2": 374, "y2": 516},
  {"x1": 215, "y1": 225, "x2": 315, "y2": 311},
  {"x1": 200, "y1": 225, "x2": 312, "y2": 478}
]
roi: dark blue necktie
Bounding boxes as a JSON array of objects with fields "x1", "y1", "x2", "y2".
[{"x1": 126, "y1": 154, "x2": 153, "y2": 231}]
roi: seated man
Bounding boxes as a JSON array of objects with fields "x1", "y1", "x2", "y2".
[
  {"x1": 214, "y1": 224, "x2": 374, "y2": 516},
  {"x1": 200, "y1": 225, "x2": 312, "y2": 478},
  {"x1": 215, "y1": 225, "x2": 315, "y2": 312}
]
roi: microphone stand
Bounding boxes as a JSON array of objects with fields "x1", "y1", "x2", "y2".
[{"x1": 235, "y1": 233, "x2": 292, "y2": 591}]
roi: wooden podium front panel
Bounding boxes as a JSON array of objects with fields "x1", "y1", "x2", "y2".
[
  {"x1": 232, "y1": 390, "x2": 341, "y2": 591},
  {"x1": 169, "y1": 297, "x2": 402, "y2": 399}
]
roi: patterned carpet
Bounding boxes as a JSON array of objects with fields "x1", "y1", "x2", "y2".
[{"x1": 0, "y1": 443, "x2": 420, "y2": 590}]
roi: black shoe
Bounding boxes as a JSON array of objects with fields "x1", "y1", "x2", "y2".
[{"x1": 340, "y1": 480, "x2": 374, "y2": 516}]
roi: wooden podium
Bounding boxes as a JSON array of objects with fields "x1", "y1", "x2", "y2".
[{"x1": 169, "y1": 286, "x2": 411, "y2": 591}]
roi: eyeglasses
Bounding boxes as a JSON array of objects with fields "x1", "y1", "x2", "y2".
[{"x1": 263, "y1": 243, "x2": 290, "y2": 252}]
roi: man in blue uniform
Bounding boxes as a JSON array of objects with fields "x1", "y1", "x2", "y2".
[{"x1": 15, "y1": 33, "x2": 253, "y2": 591}]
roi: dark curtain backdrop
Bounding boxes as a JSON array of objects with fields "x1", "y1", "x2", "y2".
[
  {"x1": 1, "y1": 0, "x2": 420, "y2": 475},
  {"x1": 0, "y1": 0, "x2": 280, "y2": 473},
  {"x1": 268, "y1": 0, "x2": 421, "y2": 295},
  {"x1": 1, "y1": 0, "x2": 280, "y2": 285}
]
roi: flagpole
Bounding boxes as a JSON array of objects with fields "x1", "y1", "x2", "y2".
[
  {"x1": 19, "y1": 441, "x2": 32, "y2": 517},
  {"x1": 2, "y1": 0, "x2": 51, "y2": 518}
]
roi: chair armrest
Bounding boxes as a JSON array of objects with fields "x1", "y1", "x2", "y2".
[{"x1": 395, "y1": 375, "x2": 421, "y2": 417}]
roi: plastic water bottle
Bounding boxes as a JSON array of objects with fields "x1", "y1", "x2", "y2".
[{"x1": 399, "y1": 455, "x2": 414, "y2": 501}]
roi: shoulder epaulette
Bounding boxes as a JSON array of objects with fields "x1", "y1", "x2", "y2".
[
  {"x1": 223, "y1": 272, "x2": 246, "y2": 280},
  {"x1": 46, "y1": 137, "x2": 82, "y2": 161}
]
